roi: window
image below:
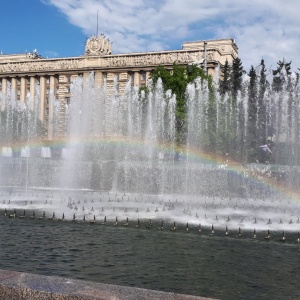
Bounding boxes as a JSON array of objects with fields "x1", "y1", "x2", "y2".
[
  {"x1": 128, "y1": 72, "x2": 134, "y2": 83},
  {"x1": 140, "y1": 72, "x2": 146, "y2": 81},
  {"x1": 65, "y1": 97, "x2": 70, "y2": 105}
]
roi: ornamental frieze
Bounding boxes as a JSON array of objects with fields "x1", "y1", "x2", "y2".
[
  {"x1": 103, "y1": 51, "x2": 203, "y2": 68},
  {"x1": 0, "y1": 59, "x2": 82, "y2": 73},
  {"x1": 0, "y1": 50, "x2": 205, "y2": 74}
]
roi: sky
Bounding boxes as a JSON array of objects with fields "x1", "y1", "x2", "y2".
[{"x1": 1, "y1": 0, "x2": 300, "y2": 72}]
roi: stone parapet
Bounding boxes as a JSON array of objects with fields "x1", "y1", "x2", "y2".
[{"x1": 0, "y1": 269, "x2": 215, "y2": 300}]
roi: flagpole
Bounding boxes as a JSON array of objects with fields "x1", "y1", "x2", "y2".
[{"x1": 97, "y1": 10, "x2": 99, "y2": 36}]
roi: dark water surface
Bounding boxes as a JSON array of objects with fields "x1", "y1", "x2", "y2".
[{"x1": 0, "y1": 215, "x2": 299, "y2": 300}]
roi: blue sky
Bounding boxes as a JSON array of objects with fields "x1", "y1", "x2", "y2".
[
  {"x1": 1, "y1": 0, "x2": 300, "y2": 71},
  {"x1": 0, "y1": 0, "x2": 86, "y2": 57}
]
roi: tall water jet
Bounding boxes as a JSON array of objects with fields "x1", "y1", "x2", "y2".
[{"x1": 0, "y1": 67, "x2": 299, "y2": 232}]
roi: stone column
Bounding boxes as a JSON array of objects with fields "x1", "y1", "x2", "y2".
[
  {"x1": 94, "y1": 71, "x2": 103, "y2": 88},
  {"x1": 1, "y1": 78, "x2": 7, "y2": 94},
  {"x1": 11, "y1": 78, "x2": 17, "y2": 97},
  {"x1": 29, "y1": 77, "x2": 36, "y2": 110},
  {"x1": 94, "y1": 71, "x2": 104, "y2": 134},
  {"x1": 133, "y1": 71, "x2": 140, "y2": 86},
  {"x1": 1, "y1": 78, "x2": 7, "y2": 110},
  {"x1": 39, "y1": 76, "x2": 46, "y2": 123},
  {"x1": 83, "y1": 72, "x2": 89, "y2": 81},
  {"x1": 146, "y1": 71, "x2": 151, "y2": 82},
  {"x1": 57, "y1": 75, "x2": 67, "y2": 137},
  {"x1": 47, "y1": 75, "x2": 56, "y2": 140},
  {"x1": 20, "y1": 77, "x2": 26, "y2": 102}
]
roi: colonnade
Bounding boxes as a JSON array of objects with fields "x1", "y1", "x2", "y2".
[{"x1": 0, "y1": 70, "x2": 151, "y2": 140}]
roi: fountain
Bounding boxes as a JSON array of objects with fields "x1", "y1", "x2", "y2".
[{"x1": 0, "y1": 70, "x2": 299, "y2": 234}]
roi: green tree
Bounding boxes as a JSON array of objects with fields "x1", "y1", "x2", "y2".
[
  {"x1": 272, "y1": 60, "x2": 292, "y2": 92},
  {"x1": 247, "y1": 65, "x2": 258, "y2": 162},
  {"x1": 151, "y1": 63, "x2": 210, "y2": 145},
  {"x1": 257, "y1": 59, "x2": 268, "y2": 150},
  {"x1": 217, "y1": 60, "x2": 232, "y2": 156},
  {"x1": 256, "y1": 59, "x2": 275, "y2": 163},
  {"x1": 219, "y1": 59, "x2": 231, "y2": 95},
  {"x1": 230, "y1": 57, "x2": 244, "y2": 99},
  {"x1": 294, "y1": 71, "x2": 300, "y2": 164},
  {"x1": 227, "y1": 57, "x2": 244, "y2": 159}
]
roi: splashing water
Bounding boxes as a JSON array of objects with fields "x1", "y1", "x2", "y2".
[{"x1": 0, "y1": 72, "x2": 299, "y2": 233}]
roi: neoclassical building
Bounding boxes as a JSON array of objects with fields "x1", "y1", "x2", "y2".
[{"x1": 0, "y1": 35, "x2": 238, "y2": 139}]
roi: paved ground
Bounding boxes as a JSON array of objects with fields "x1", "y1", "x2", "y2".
[{"x1": 0, "y1": 269, "x2": 216, "y2": 300}]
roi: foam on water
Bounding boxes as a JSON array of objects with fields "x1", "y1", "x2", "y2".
[{"x1": 0, "y1": 188, "x2": 299, "y2": 232}]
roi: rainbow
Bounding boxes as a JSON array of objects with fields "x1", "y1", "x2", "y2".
[{"x1": 1, "y1": 136, "x2": 299, "y2": 202}]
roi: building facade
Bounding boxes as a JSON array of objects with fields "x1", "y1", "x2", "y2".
[{"x1": 0, "y1": 35, "x2": 238, "y2": 140}]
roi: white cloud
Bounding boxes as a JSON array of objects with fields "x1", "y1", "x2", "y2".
[{"x1": 43, "y1": 0, "x2": 300, "y2": 71}]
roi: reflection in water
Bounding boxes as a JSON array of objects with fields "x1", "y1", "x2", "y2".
[{"x1": 0, "y1": 215, "x2": 299, "y2": 300}]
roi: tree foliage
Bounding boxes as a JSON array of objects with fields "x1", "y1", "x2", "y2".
[
  {"x1": 257, "y1": 59, "x2": 268, "y2": 146},
  {"x1": 147, "y1": 57, "x2": 299, "y2": 165},
  {"x1": 219, "y1": 59, "x2": 231, "y2": 95},
  {"x1": 272, "y1": 60, "x2": 292, "y2": 92},
  {"x1": 247, "y1": 65, "x2": 258, "y2": 162},
  {"x1": 230, "y1": 57, "x2": 244, "y2": 99},
  {"x1": 151, "y1": 63, "x2": 210, "y2": 145}
]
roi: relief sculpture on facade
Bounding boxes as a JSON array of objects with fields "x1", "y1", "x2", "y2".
[
  {"x1": 0, "y1": 50, "x2": 217, "y2": 75},
  {"x1": 0, "y1": 59, "x2": 82, "y2": 73},
  {"x1": 85, "y1": 34, "x2": 112, "y2": 56},
  {"x1": 0, "y1": 50, "x2": 203, "y2": 73},
  {"x1": 102, "y1": 51, "x2": 203, "y2": 68}
]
